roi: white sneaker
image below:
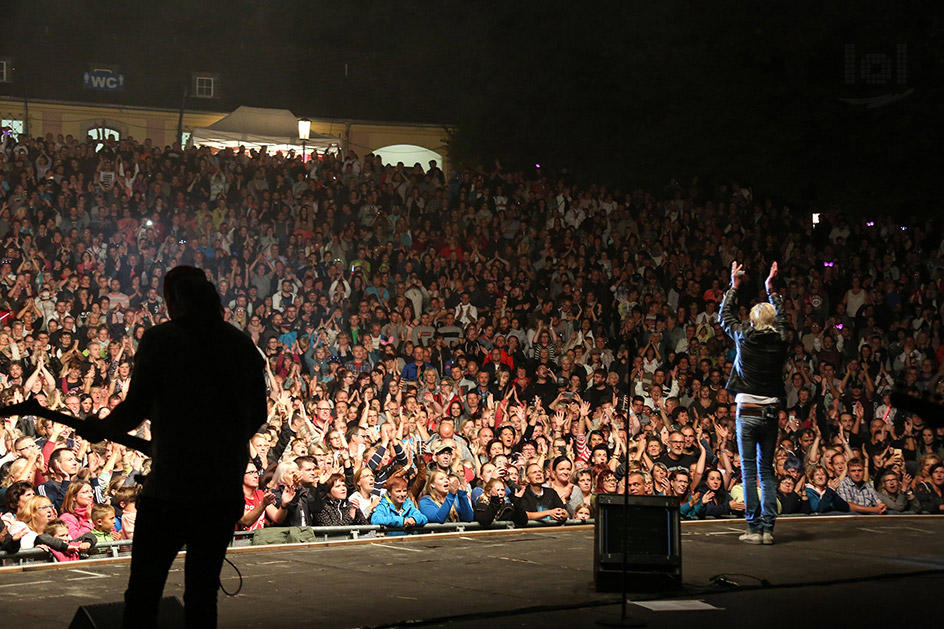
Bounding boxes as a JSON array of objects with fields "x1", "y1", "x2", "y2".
[
  {"x1": 762, "y1": 531, "x2": 774, "y2": 545},
  {"x1": 739, "y1": 531, "x2": 762, "y2": 544}
]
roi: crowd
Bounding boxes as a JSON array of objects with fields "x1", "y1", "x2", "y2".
[{"x1": 1, "y1": 125, "x2": 943, "y2": 562}]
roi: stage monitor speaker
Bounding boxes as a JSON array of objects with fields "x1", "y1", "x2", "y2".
[
  {"x1": 593, "y1": 494, "x2": 682, "y2": 592},
  {"x1": 69, "y1": 596, "x2": 184, "y2": 629}
]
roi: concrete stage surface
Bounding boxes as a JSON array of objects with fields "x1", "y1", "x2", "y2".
[{"x1": 1, "y1": 516, "x2": 941, "y2": 628}]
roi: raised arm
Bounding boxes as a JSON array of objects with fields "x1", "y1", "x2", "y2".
[
  {"x1": 87, "y1": 334, "x2": 159, "y2": 440},
  {"x1": 808, "y1": 424, "x2": 822, "y2": 466},
  {"x1": 239, "y1": 491, "x2": 276, "y2": 527},
  {"x1": 719, "y1": 261, "x2": 745, "y2": 340},
  {"x1": 690, "y1": 438, "x2": 708, "y2": 489},
  {"x1": 766, "y1": 262, "x2": 789, "y2": 337},
  {"x1": 23, "y1": 356, "x2": 45, "y2": 394}
]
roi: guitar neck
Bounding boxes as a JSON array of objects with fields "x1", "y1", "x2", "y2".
[{"x1": 1, "y1": 401, "x2": 151, "y2": 455}]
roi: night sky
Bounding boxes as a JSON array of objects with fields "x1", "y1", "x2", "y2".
[{"x1": 3, "y1": 0, "x2": 941, "y2": 214}]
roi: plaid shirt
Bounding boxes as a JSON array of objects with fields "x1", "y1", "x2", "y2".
[{"x1": 837, "y1": 477, "x2": 880, "y2": 507}]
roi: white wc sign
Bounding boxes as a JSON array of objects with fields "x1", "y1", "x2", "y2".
[{"x1": 83, "y1": 71, "x2": 125, "y2": 91}]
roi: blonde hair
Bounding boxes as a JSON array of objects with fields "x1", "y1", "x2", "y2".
[
  {"x1": 423, "y1": 469, "x2": 449, "y2": 501},
  {"x1": 281, "y1": 438, "x2": 308, "y2": 462},
  {"x1": 423, "y1": 470, "x2": 459, "y2": 521},
  {"x1": 750, "y1": 303, "x2": 777, "y2": 331},
  {"x1": 269, "y1": 461, "x2": 299, "y2": 489},
  {"x1": 17, "y1": 495, "x2": 53, "y2": 531},
  {"x1": 1, "y1": 458, "x2": 34, "y2": 488},
  {"x1": 477, "y1": 478, "x2": 506, "y2": 504}
]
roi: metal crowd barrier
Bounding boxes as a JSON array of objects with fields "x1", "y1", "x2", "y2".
[
  {"x1": 229, "y1": 518, "x2": 593, "y2": 544},
  {"x1": 2, "y1": 511, "x2": 922, "y2": 566},
  {"x1": 0, "y1": 519, "x2": 594, "y2": 566}
]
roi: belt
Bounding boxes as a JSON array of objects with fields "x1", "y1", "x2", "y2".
[
  {"x1": 737, "y1": 402, "x2": 776, "y2": 410},
  {"x1": 738, "y1": 409, "x2": 766, "y2": 417},
  {"x1": 737, "y1": 402, "x2": 777, "y2": 420}
]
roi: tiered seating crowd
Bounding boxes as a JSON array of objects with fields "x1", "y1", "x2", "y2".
[{"x1": 1, "y1": 128, "x2": 942, "y2": 560}]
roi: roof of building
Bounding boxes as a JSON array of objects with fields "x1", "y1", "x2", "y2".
[{"x1": 0, "y1": 6, "x2": 454, "y2": 125}]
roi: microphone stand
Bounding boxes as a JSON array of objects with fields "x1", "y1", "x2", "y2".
[{"x1": 597, "y1": 395, "x2": 646, "y2": 628}]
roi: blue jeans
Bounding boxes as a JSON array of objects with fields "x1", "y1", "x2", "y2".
[{"x1": 736, "y1": 410, "x2": 779, "y2": 532}]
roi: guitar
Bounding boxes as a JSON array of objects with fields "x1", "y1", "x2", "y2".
[{"x1": 0, "y1": 398, "x2": 151, "y2": 455}]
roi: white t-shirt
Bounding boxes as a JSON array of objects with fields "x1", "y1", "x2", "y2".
[{"x1": 736, "y1": 393, "x2": 780, "y2": 405}]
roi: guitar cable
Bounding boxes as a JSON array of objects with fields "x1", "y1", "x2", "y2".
[{"x1": 219, "y1": 556, "x2": 244, "y2": 597}]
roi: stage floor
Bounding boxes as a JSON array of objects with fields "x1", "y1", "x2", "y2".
[{"x1": 1, "y1": 516, "x2": 941, "y2": 628}]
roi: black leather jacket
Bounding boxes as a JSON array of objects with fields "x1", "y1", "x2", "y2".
[{"x1": 719, "y1": 288, "x2": 790, "y2": 399}]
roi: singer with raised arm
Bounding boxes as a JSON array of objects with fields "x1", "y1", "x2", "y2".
[
  {"x1": 80, "y1": 266, "x2": 267, "y2": 628},
  {"x1": 719, "y1": 261, "x2": 790, "y2": 545}
]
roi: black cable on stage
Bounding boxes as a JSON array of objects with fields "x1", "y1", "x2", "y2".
[
  {"x1": 359, "y1": 567, "x2": 944, "y2": 629},
  {"x1": 701, "y1": 566, "x2": 944, "y2": 595},
  {"x1": 709, "y1": 572, "x2": 771, "y2": 588},
  {"x1": 219, "y1": 557, "x2": 243, "y2": 597}
]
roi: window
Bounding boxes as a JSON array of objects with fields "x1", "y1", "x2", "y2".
[
  {"x1": 191, "y1": 72, "x2": 219, "y2": 99},
  {"x1": 0, "y1": 59, "x2": 10, "y2": 83},
  {"x1": 88, "y1": 126, "x2": 121, "y2": 150},
  {"x1": 194, "y1": 76, "x2": 215, "y2": 98},
  {"x1": 1, "y1": 119, "x2": 24, "y2": 138},
  {"x1": 371, "y1": 144, "x2": 443, "y2": 170}
]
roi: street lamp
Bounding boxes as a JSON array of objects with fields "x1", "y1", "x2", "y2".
[{"x1": 298, "y1": 117, "x2": 311, "y2": 163}]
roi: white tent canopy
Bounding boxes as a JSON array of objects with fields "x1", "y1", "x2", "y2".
[{"x1": 189, "y1": 106, "x2": 339, "y2": 153}]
